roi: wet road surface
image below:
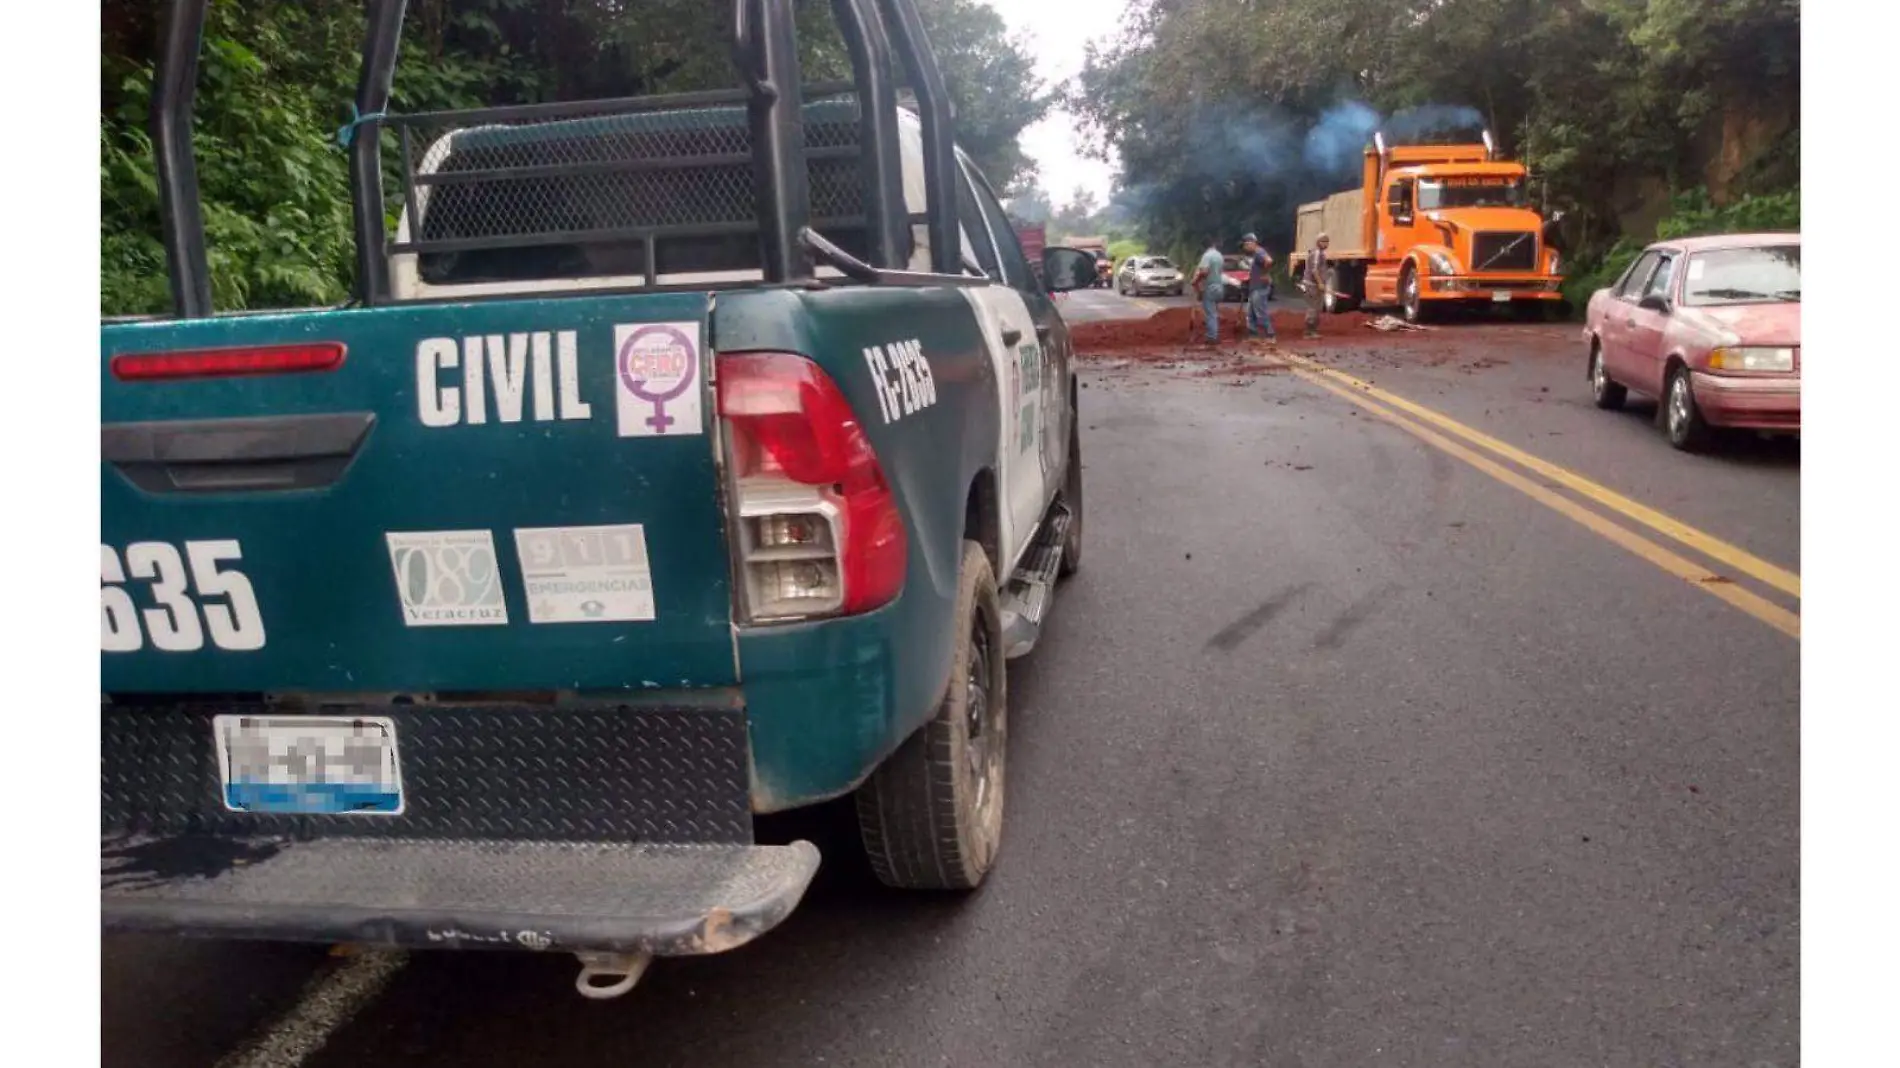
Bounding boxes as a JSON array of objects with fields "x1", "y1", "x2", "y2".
[{"x1": 103, "y1": 322, "x2": 1799, "y2": 1068}]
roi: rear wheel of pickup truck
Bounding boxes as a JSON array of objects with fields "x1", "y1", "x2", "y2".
[
  {"x1": 856, "y1": 540, "x2": 1007, "y2": 891},
  {"x1": 1058, "y1": 416, "x2": 1084, "y2": 578}
]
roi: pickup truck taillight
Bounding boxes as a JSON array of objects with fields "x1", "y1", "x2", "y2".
[{"x1": 716, "y1": 352, "x2": 906, "y2": 621}]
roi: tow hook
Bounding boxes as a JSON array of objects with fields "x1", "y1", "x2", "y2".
[{"x1": 573, "y1": 951, "x2": 652, "y2": 1000}]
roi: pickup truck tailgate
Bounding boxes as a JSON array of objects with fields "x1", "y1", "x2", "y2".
[{"x1": 100, "y1": 292, "x2": 736, "y2": 693}]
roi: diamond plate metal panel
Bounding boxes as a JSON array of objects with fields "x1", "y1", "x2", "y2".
[{"x1": 102, "y1": 704, "x2": 753, "y2": 844}]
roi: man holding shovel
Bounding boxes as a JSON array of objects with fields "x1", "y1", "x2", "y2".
[{"x1": 1300, "y1": 232, "x2": 1331, "y2": 340}]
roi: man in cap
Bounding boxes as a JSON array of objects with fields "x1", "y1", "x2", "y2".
[
  {"x1": 1300, "y1": 232, "x2": 1331, "y2": 340},
  {"x1": 1240, "y1": 233, "x2": 1277, "y2": 342}
]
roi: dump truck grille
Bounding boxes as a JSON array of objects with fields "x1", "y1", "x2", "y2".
[{"x1": 1470, "y1": 231, "x2": 1539, "y2": 272}]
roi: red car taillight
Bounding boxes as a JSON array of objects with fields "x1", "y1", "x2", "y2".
[
  {"x1": 110, "y1": 342, "x2": 347, "y2": 381},
  {"x1": 716, "y1": 352, "x2": 906, "y2": 620}
]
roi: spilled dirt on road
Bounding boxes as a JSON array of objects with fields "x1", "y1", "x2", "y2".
[
  {"x1": 1069, "y1": 307, "x2": 1375, "y2": 354},
  {"x1": 1071, "y1": 308, "x2": 1578, "y2": 384}
]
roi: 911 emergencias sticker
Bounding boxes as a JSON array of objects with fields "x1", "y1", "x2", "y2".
[{"x1": 513, "y1": 524, "x2": 656, "y2": 624}]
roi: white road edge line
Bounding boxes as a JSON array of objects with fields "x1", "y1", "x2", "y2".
[{"x1": 214, "y1": 949, "x2": 409, "y2": 1068}]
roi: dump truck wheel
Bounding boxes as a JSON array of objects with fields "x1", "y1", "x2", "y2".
[
  {"x1": 856, "y1": 540, "x2": 1007, "y2": 891},
  {"x1": 1400, "y1": 265, "x2": 1427, "y2": 324}
]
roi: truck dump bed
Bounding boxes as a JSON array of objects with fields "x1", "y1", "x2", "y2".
[{"x1": 1295, "y1": 190, "x2": 1367, "y2": 261}]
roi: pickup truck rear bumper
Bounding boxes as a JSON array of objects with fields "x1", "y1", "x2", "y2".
[
  {"x1": 101, "y1": 700, "x2": 820, "y2": 955},
  {"x1": 103, "y1": 835, "x2": 819, "y2": 955}
]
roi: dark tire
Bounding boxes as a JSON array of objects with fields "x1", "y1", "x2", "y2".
[
  {"x1": 1663, "y1": 364, "x2": 1712, "y2": 452},
  {"x1": 1400, "y1": 264, "x2": 1427, "y2": 324},
  {"x1": 856, "y1": 541, "x2": 1007, "y2": 891},
  {"x1": 1058, "y1": 416, "x2": 1083, "y2": 579},
  {"x1": 1589, "y1": 342, "x2": 1627, "y2": 411}
]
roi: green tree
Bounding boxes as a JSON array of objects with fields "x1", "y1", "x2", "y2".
[
  {"x1": 1050, "y1": 186, "x2": 1103, "y2": 238},
  {"x1": 1005, "y1": 183, "x2": 1055, "y2": 226},
  {"x1": 100, "y1": 0, "x2": 1053, "y2": 315},
  {"x1": 1072, "y1": 0, "x2": 1799, "y2": 275}
]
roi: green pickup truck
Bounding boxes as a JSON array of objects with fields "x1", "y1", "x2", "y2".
[{"x1": 102, "y1": 0, "x2": 1096, "y2": 998}]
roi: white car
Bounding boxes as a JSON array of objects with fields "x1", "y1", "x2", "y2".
[{"x1": 1116, "y1": 256, "x2": 1185, "y2": 297}]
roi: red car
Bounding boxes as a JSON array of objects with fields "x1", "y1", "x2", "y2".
[
  {"x1": 1583, "y1": 232, "x2": 1800, "y2": 450},
  {"x1": 1221, "y1": 255, "x2": 1250, "y2": 303}
]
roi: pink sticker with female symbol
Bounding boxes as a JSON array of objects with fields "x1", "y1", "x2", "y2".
[{"x1": 612, "y1": 322, "x2": 704, "y2": 437}]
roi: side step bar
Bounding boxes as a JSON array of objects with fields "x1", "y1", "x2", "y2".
[
  {"x1": 103, "y1": 834, "x2": 821, "y2": 958},
  {"x1": 999, "y1": 500, "x2": 1072, "y2": 658}
]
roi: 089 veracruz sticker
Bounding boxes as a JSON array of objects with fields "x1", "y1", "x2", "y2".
[
  {"x1": 613, "y1": 322, "x2": 704, "y2": 438},
  {"x1": 513, "y1": 524, "x2": 656, "y2": 624},
  {"x1": 385, "y1": 530, "x2": 508, "y2": 627}
]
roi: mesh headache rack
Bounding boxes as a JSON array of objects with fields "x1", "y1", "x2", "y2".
[{"x1": 389, "y1": 91, "x2": 888, "y2": 290}]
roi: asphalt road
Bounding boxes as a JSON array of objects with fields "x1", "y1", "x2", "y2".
[
  {"x1": 1057, "y1": 284, "x2": 1226, "y2": 321},
  {"x1": 102, "y1": 315, "x2": 1799, "y2": 1068},
  {"x1": 1058, "y1": 284, "x2": 1301, "y2": 325}
]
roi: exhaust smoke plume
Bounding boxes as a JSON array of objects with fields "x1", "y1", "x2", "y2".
[{"x1": 1113, "y1": 99, "x2": 1488, "y2": 253}]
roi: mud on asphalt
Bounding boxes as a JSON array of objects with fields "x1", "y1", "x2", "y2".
[{"x1": 1071, "y1": 307, "x2": 1581, "y2": 387}]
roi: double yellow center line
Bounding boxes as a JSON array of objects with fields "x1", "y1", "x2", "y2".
[{"x1": 1275, "y1": 352, "x2": 1800, "y2": 639}]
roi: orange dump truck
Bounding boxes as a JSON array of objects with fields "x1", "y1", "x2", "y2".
[{"x1": 1289, "y1": 131, "x2": 1563, "y2": 322}]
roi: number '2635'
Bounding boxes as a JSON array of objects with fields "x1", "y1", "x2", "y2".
[{"x1": 101, "y1": 540, "x2": 266, "y2": 653}]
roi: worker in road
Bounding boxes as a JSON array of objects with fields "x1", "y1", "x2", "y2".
[
  {"x1": 1240, "y1": 233, "x2": 1277, "y2": 343},
  {"x1": 1300, "y1": 232, "x2": 1331, "y2": 340},
  {"x1": 1191, "y1": 236, "x2": 1226, "y2": 345}
]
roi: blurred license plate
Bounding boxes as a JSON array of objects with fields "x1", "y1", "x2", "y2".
[
  {"x1": 213, "y1": 715, "x2": 404, "y2": 815},
  {"x1": 1492, "y1": 291, "x2": 1512, "y2": 303}
]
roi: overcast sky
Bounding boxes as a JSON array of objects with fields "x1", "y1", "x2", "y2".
[{"x1": 982, "y1": 0, "x2": 1131, "y2": 208}]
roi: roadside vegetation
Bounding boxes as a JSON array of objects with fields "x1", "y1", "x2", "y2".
[
  {"x1": 1061, "y1": 0, "x2": 1798, "y2": 313},
  {"x1": 100, "y1": 0, "x2": 1054, "y2": 315},
  {"x1": 101, "y1": 1, "x2": 1797, "y2": 318}
]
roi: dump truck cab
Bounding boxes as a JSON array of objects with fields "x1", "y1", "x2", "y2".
[
  {"x1": 101, "y1": 0, "x2": 1093, "y2": 999},
  {"x1": 1292, "y1": 132, "x2": 1564, "y2": 323}
]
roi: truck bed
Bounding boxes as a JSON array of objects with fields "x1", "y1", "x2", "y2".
[{"x1": 1295, "y1": 191, "x2": 1368, "y2": 262}]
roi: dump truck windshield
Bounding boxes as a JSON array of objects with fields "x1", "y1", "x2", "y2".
[{"x1": 1417, "y1": 176, "x2": 1527, "y2": 210}]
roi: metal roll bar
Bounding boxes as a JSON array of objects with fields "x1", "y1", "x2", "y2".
[
  {"x1": 151, "y1": 0, "x2": 211, "y2": 318},
  {"x1": 875, "y1": 0, "x2": 961, "y2": 276}
]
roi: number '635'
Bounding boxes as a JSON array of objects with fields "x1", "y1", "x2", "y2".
[{"x1": 101, "y1": 540, "x2": 267, "y2": 653}]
